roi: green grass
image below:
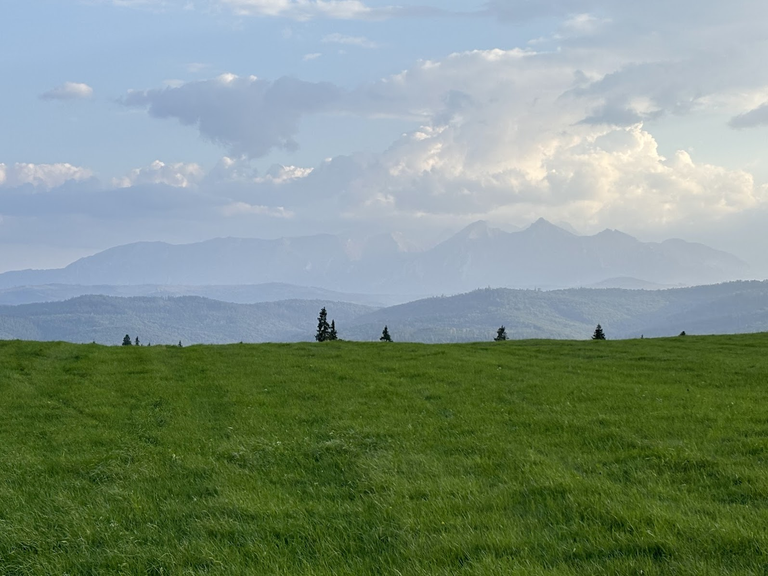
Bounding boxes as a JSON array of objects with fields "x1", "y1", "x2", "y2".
[{"x1": 1, "y1": 335, "x2": 768, "y2": 574}]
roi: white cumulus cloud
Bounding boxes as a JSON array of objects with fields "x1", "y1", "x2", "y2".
[
  {"x1": 40, "y1": 82, "x2": 94, "y2": 101},
  {"x1": 121, "y1": 44, "x2": 768, "y2": 237},
  {"x1": 0, "y1": 162, "x2": 93, "y2": 189},
  {"x1": 255, "y1": 164, "x2": 314, "y2": 184},
  {"x1": 112, "y1": 160, "x2": 205, "y2": 188}
]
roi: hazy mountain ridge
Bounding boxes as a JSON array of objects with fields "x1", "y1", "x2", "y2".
[
  {"x1": 0, "y1": 220, "x2": 749, "y2": 293},
  {"x1": 1, "y1": 281, "x2": 767, "y2": 345},
  {"x1": 0, "y1": 283, "x2": 417, "y2": 307}
]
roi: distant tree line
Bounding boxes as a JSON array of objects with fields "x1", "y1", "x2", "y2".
[
  {"x1": 120, "y1": 310, "x2": 630, "y2": 346},
  {"x1": 121, "y1": 334, "x2": 175, "y2": 347}
]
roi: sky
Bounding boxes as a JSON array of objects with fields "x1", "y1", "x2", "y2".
[{"x1": 2, "y1": 0, "x2": 768, "y2": 274}]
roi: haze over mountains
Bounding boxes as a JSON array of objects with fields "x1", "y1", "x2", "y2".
[
  {"x1": 0, "y1": 283, "x2": 412, "y2": 308},
  {"x1": 0, "y1": 218, "x2": 761, "y2": 345},
  {"x1": 0, "y1": 220, "x2": 750, "y2": 297}
]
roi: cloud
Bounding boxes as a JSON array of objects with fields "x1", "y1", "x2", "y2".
[
  {"x1": 484, "y1": 0, "x2": 768, "y2": 27},
  {"x1": 119, "y1": 45, "x2": 768, "y2": 239},
  {"x1": 303, "y1": 53, "x2": 322, "y2": 61},
  {"x1": 88, "y1": 0, "x2": 180, "y2": 10},
  {"x1": 322, "y1": 33, "x2": 378, "y2": 48},
  {"x1": 218, "y1": 0, "x2": 393, "y2": 20},
  {"x1": 729, "y1": 102, "x2": 768, "y2": 129},
  {"x1": 485, "y1": 1, "x2": 768, "y2": 128},
  {"x1": 89, "y1": 0, "x2": 453, "y2": 19},
  {"x1": 25, "y1": 1, "x2": 768, "y2": 264},
  {"x1": 123, "y1": 74, "x2": 343, "y2": 158},
  {"x1": 112, "y1": 160, "x2": 205, "y2": 188},
  {"x1": 219, "y1": 201, "x2": 294, "y2": 218},
  {"x1": 333, "y1": 122, "x2": 765, "y2": 235},
  {"x1": 561, "y1": 13, "x2": 609, "y2": 35},
  {"x1": 0, "y1": 163, "x2": 94, "y2": 189},
  {"x1": 255, "y1": 164, "x2": 314, "y2": 184},
  {"x1": 40, "y1": 82, "x2": 94, "y2": 101},
  {"x1": 186, "y1": 62, "x2": 209, "y2": 73},
  {"x1": 270, "y1": 47, "x2": 767, "y2": 235},
  {"x1": 0, "y1": 157, "x2": 296, "y2": 250}
]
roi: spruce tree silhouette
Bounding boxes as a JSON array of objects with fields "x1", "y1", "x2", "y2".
[
  {"x1": 592, "y1": 324, "x2": 606, "y2": 340},
  {"x1": 315, "y1": 307, "x2": 331, "y2": 342}
]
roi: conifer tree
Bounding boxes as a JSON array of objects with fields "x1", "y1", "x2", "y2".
[
  {"x1": 329, "y1": 320, "x2": 338, "y2": 341},
  {"x1": 592, "y1": 324, "x2": 606, "y2": 340},
  {"x1": 135, "y1": 336, "x2": 140, "y2": 346},
  {"x1": 380, "y1": 325, "x2": 392, "y2": 342},
  {"x1": 315, "y1": 307, "x2": 331, "y2": 342},
  {"x1": 494, "y1": 326, "x2": 507, "y2": 341},
  {"x1": 122, "y1": 334, "x2": 132, "y2": 346}
]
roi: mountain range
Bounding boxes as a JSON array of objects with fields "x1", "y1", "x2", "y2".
[{"x1": 0, "y1": 220, "x2": 750, "y2": 295}]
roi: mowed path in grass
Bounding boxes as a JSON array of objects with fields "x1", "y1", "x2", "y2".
[{"x1": 1, "y1": 336, "x2": 767, "y2": 574}]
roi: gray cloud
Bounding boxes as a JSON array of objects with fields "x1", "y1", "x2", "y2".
[
  {"x1": 729, "y1": 103, "x2": 768, "y2": 129},
  {"x1": 485, "y1": 0, "x2": 768, "y2": 27},
  {"x1": 579, "y1": 104, "x2": 646, "y2": 126},
  {"x1": 487, "y1": 1, "x2": 768, "y2": 128},
  {"x1": 123, "y1": 74, "x2": 343, "y2": 158}
]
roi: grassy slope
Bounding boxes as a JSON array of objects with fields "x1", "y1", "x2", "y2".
[{"x1": 1, "y1": 336, "x2": 767, "y2": 574}]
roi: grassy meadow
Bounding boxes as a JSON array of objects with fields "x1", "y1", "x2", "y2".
[{"x1": 1, "y1": 335, "x2": 768, "y2": 574}]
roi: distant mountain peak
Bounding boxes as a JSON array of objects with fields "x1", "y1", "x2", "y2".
[
  {"x1": 595, "y1": 228, "x2": 636, "y2": 241},
  {"x1": 454, "y1": 220, "x2": 498, "y2": 241},
  {"x1": 523, "y1": 217, "x2": 574, "y2": 236}
]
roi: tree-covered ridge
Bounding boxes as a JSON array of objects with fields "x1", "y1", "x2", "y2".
[
  {"x1": 0, "y1": 296, "x2": 373, "y2": 345},
  {"x1": 0, "y1": 281, "x2": 767, "y2": 344}
]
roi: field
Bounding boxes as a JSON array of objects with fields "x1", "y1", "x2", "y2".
[{"x1": 1, "y1": 336, "x2": 767, "y2": 574}]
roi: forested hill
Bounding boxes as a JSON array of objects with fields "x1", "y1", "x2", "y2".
[
  {"x1": 0, "y1": 296, "x2": 374, "y2": 345},
  {"x1": 345, "y1": 281, "x2": 768, "y2": 342},
  {"x1": 1, "y1": 281, "x2": 767, "y2": 344}
]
